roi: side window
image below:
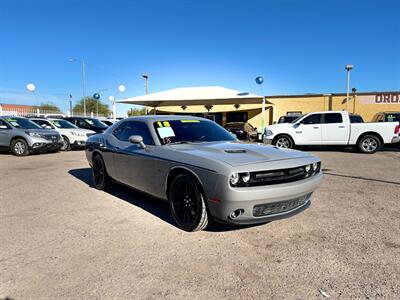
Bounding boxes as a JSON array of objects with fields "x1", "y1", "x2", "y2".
[
  {"x1": 0, "y1": 120, "x2": 10, "y2": 128},
  {"x1": 113, "y1": 121, "x2": 154, "y2": 145},
  {"x1": 77, "y1": 119, "x2": 89, "y2": 129},
  {"x1": 323, "y1": 113, "x2": 343, "y2": 124},
  {"x1": 34, "y1": 120, "x2": 52, "y2": 128},
  {"x1": 302, "y1": 114, "x2": 322, "y2": 125}
]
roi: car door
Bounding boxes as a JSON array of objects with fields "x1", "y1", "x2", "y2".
[
  {"x1": 0, "y1": 120, "x2": 11, "y2": 147},
  {"x1": 112, "y1": 121, "x2": 156, "y2": 194},
  {"x1": 321, "y1": 113, "x2": 349, "y2": 145},
  {"x1": 295, "y1": 113, "x2": 322, "y2": 144}
]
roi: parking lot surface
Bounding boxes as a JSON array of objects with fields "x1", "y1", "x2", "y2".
[{"x1": 1, "y1": 148, "x2": 400, "y2": 299}]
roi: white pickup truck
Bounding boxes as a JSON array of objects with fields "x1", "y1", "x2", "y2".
[{"x1": 263, "y1": 111, "x2": 400, "y2": 153}]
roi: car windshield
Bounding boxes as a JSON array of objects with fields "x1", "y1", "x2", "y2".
[
  {"x1": 385, "y1": 113, "x2": 400, "y2": 122},
  {"x1": 4, "y1": 117, "x2": 41, "y2": 129},
  {"x1": 153, "y1": 119, "x2": 236, "y2": 145},
  {"x1": 51, "y1": 119, "x2": 78, "y2": 129},
  {"x1": 84, "y1": 118, "x2": 108, "y2": 128}
]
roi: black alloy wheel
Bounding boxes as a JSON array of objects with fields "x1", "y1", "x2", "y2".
[
  {"x1": 92, "y1": 155, "x2": 111, "y2": 190},
  {"x1": 168, "y1": 174, "x2": 209, "y2": 232}
]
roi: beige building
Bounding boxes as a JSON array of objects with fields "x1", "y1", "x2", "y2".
[{"x1": 118, "y1": 88, "x2": 400, "y2": 129}]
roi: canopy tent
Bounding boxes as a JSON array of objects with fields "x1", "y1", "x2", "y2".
[{"x1": 117, "y1": 86, "x2": 265, "y2": 107}]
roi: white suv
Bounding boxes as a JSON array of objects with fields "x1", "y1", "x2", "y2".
[{"x1": 30, "y1": 118, "x2": 96, "y2": 151}]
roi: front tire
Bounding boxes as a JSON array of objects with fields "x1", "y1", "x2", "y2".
[
  {"x1": 357, "y1": 135, "x2": 381, "y2": 154},
  {"x1": 168, "y1": 174, "x2": 209, "y2": 232},
  {"x1": 273, "y1": 135, "x2": 294, "y2": 149},
  {"x1": 11, "y1": 138, "x2": 29, "y2": 156},
  {"x1": 61, "y1": 136, "x2": 71, "y2": 151},
  {"x1": 92, "y1": 154, "x2": 111, "y2": 190}
]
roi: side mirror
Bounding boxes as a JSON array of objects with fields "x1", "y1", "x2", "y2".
[
  {"x1": 129, "y1": 135, "x2": 146, "y2": 149},
  {"x1": 0, "y1": 125, "x2": 8, "y2": 129}
]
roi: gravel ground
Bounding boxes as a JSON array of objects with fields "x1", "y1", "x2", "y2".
[{"x1": 1, "y1": 147, "x2": 399, "y2": 299}]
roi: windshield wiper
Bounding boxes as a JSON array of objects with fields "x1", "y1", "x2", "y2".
[{"x1": 167, "y1": 141, "x2": 191, "y2": 145}]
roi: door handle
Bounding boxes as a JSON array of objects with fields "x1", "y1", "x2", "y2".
[
  {"x1": 339, "y1": 126, "x2": 345, "y2": 128},
  {"x1": 313, "y1": 127, "x2": 319, "y2": 129}
]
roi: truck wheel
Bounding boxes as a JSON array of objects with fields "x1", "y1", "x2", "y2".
[
  {"x1": 61, "y1": 136, "x2": 71, "y2": 151},
  {"x1": 273, "y1": 135, "x2": 294, "y2": 149},
  {"x1": 11, "y1": 138, "x2": 30, "y2": 156},
  {"x1": 168, "y1": 174, "x2": 209, "y2": 232},
  {"x1": 357, "y1": 135, "x2": 381, "y2": 154},
  {"x1": 92, "y1": 154, "x2": 112, "y2": 190}
]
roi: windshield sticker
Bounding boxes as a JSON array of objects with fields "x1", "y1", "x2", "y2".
[
  {"x1": 180, "y1": 120, "x2": 200, "y2": 123},
  {"x1": 10, "y1": 121, "x2": 19, "y2": 127},
  {"x1": 53, "y1": 121, "x2": 61, "y2": 127},
  {"x1": 85, "y1": 119, "x2": 94, "y2": 125},
  {"x1": 157, "y1": 126, "x2": 175, "y2": 139},
  {"x1": 5, "y1": 118, "x2": 17, "y2": 122},
  {"x1": 157, "y1": 121, "x2": 171, "y2": 127}
]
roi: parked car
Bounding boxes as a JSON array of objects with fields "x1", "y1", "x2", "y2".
[
  {"x1": 278, "y1": 115, "x2": 303, "y2": 124},
  {"x1": 100, "y1": 119, "x2": 119, "y2": 127},
  {"x1": 63, "y1": 117, "x2": 109, "y2": 133},
  {"x1": 224, "y1": 122, "x2": 258, "y2": 141},
  {"x1": 263, "y1": 111, "x2": 400, "y2": 154},
  {"x1": 30, "y1": 117, "x2": 96, "y2": 151},
  {"x1": 349, "y1": 114, "x2": 364, "y2": 123},
  {"x1": 85, "y1": 115, "x2": 323, "y2": 232},
  {"x1": 0, "y1": 116, "x2": 63, "y2": 156},
  {"x1": 372, "y1": 112, "x2": 400, "y2": 123}
]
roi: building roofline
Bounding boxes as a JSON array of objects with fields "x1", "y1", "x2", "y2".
[{"x1": 265, "y1": 91, "x2": 400, "y2": 99}]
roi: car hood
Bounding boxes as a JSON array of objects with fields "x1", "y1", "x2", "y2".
[
  {"x1": 23, "y1": 129, "x2": 60, "y2": 136},
  {"x1": 266, "y1": 123, "x2": 295, "y2": 132},
  {"x1": 168, "y1": 141, "x2": 311, "y2": 167}
]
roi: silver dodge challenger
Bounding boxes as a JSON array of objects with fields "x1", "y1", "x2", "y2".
[{"x1": 85, "y1": 115, "x2": 323, "y2": 232}]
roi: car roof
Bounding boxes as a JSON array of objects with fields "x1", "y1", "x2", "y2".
[{"x1": 0, "y1": 115, "x2": 26, "y2": 119}]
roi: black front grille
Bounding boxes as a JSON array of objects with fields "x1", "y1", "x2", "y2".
[
  {"x1": 253, "y1": 193, "x2": 311, "y2": 217},
  {"x1": 43, "y1": 135, "x2": 58, "y2": 141}
]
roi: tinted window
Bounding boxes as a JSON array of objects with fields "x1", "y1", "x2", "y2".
[
  {"x1": 302, "y1": 114, "x2": 322, "y2": 124},
  {"x1": 349, "y1": 115, "x2": 364, "y2": 123},
  {"x1": 153, "y1": 119, "x2": 236, "y2": 145},
  {"x1": 324, "y1": 113, "x2": 343, "y2": 124},
  {"x1": 0, "y1": 120, "x2": 10, "y2": 128},
  {"x1": 3, "y1": 117, "x2": 41, "y2": 129},
  {"x1": 385, "y1": 113, "x2": 400, "y2": 122},
  {"x1": 32, "y1": 119, "x2": 53, "y2": 128},
  {"x1": 113, "y1": 121, "x2": 154, "y2": 145},
  {"x1": 76, "y1": 119, "x2": 90, "y2": 129}
]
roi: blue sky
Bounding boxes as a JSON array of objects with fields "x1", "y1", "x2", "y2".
[{"x1": 0, "y1": 0, "x2": 399, "y2": 116}]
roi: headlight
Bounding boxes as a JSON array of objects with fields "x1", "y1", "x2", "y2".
[
  {"x1": 312, "y1": 162, "x2": 318, "y2": 171},
  {"x1": 242, "y1": 172, "x2": 251, "y2": 183},
  {"x1": 264, "y1": 129, "x2": 273, "y2": 136},
  {"x1": 26, "y1": 131, "x2": 42, "y2": 138},
  {"x1": 230, "y1": 173, "x2": 240, "y2": 185},
  {"x1": 305, "y1": 164, "x2": 311, "y2": 173}
]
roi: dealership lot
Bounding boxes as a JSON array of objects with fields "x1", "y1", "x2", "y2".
[{"x1": 1, "y1": 148, "x2": 399, "y2": 299}]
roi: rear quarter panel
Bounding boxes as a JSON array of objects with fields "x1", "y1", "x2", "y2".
[{"x1": 349, "y1": 122, "x2": 400, "y2": 144}]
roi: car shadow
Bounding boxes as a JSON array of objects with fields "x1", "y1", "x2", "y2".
[{"x1": 68, "y1": 168, "x2": 264, "y2": 232}]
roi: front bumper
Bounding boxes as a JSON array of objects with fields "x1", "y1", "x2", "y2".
[
  {"x1": 207, "y1": 171, "x2": 323, "y2": 225},
  {"x1": 263, "y1": 136, "x2": 273, "y2": 145},
  {"x1": 72, "y1": 140, "x2": 86, "y2": 148},
  {"x1": 28, "y1": 137, "x2": 63, "y2": 152}
]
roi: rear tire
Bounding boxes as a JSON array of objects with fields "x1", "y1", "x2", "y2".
[
  {"x1": 11, "y1": 138, "x2": 29, "y2": 156},
  {"x1": 61, "y1": 136, "x2": 71, "y2": 151},
  {"x1": 273, "y1": 135, "x2": 294, "y2": 149},
  {"x1": 92, "y1": 154, "x2": 112, "y2": 190},
  {"x1": 357, "y1": 135, "x2": 381, "y2": 154},
  {"x1": 168, "y1": 174, "x2": 209, "y2": 232}
]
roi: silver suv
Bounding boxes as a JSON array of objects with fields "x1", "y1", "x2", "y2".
[{"x1": 0, "y1": 116, "x2": 63, "y2": 156}]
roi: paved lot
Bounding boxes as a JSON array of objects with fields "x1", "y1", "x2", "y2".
[{"x1": 1, "y1": 147, "x2": 400, "y2": 299}]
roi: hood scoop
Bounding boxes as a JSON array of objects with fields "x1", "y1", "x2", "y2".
[{"x1": 224, "y1": 149, "x2": 247, "y2": 154}]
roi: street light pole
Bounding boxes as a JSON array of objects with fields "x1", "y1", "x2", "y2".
[
  {"x1": 142, "y1": 74, "x2": 149, "y2": 95},
  {"x1": 69, "y1": 58, "x2": 87, "y2": 116},
  {"x1": 345, "y1": 64, "x2": 353, "y2": 112}
]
